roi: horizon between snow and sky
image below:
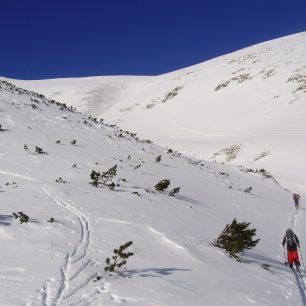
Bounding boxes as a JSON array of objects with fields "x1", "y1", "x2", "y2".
[{"x1": 1, "y1": 0, "x2": 306, "y2": 80}]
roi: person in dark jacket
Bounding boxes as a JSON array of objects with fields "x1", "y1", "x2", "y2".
[{"x1": 282, "y1": 228, "x2": 300, "y2": 271}]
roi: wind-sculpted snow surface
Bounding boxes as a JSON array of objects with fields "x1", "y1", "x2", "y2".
[{"x1": 1, "y1": 79, "x2": 306, "y2": 305}]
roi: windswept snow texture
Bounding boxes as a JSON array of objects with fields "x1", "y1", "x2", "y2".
[
  {"x1": 7, "y1": 31, "x2": 306, "y2": 192},
  {"x1": 1, "y1": 80, "x2": 306, "y2": 305}
]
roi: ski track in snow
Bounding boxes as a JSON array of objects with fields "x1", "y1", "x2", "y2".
[
  {"x1": 0, "y1": 169, "x2": 37, "y2": 182},
  {"x1": 41, "y1": 186, "x2": 102, "y2": 306}
]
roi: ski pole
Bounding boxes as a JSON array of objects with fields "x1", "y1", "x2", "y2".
[
  {"x1": 283, "y1": 246, "x2": 287, "y2": 265},
  {"x1": 298, "y1": 246, "x2": 306, "y2": 270}
]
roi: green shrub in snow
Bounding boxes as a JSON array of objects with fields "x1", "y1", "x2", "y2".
[
  {"x1": 35, "y1": 146, "x2": 46, "y2": 154},
  {"x1": 89, "y1": 165, "x2": 118, "y2": 189},
  {"x1": 12, "y1": 212, "x2": 29, "y2": 224},
  {"x1": 104, "y1": 241, "x2": 134, "y2": 274},
  {"x1": 244, "y1": 186, "x2": 252, "y2": 193},
  {"x1": 213, "y1": 218, "x2": 260, "y2": 260},
  {"x1": 154, "y1": 179, "x2": 170, "y2": 191}
]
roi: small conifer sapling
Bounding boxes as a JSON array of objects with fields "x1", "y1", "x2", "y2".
[
  {"x1": 213, "y1": 218, "x2": 260, "y2": 260},
  {"x1": 154, "y1": 179, "x2": 170, "y2": 191},
  {"x1": 104, "y1": 241, "x2": 134, "y2": 275}
]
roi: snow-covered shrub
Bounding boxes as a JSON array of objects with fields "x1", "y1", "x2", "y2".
[
  {"x1": 35, "y1": 146, "x2": 46, "y2": 154},
  {"x1": 154, "y1": 179, "x2": 170, "y2": 191},
  {"x1": 134, "y1": 164, "x2": 141, "y2": 170},
  {"x1": 55, "y1": 177, "x2": 67, "y2": 183},
  {"x1": 104, "y1": 241, "x2": 134, "y2": 274},
  {"x1": 213, "y1": 218, "x2": 260, "y2": 259},
  {"x1": 244, "y1": 186, "x2": 252, "y2": 193},
  {"x1": 12, "y1": 212, "x2": 29, "y2": 224}
]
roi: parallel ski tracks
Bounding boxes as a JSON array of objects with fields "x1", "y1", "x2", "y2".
[{"x1": 41, "y1": 186, "x2": 99, "y2": 306}]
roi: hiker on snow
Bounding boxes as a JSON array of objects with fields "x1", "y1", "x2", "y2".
[
  {"x1": 282, "y1": 228, "x2": 301, "y2": 271},
  {"x1": 293, "y1": 193, "x2": 300, "y2": 209}
]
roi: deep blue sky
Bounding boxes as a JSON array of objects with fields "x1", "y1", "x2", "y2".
[{"x1": 1, "y1": 0, "x2": 306, "y2": 79}]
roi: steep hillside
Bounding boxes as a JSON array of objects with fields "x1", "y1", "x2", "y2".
[
  {"x1": 1, "y1": 80, "x2": 306, "y2": 305},
  {"x1": 6, "y1": 31, "x2": 306, "y2": 191}
]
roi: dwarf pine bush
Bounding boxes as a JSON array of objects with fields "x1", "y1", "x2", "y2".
[
  {"x1": 104, "y1": 241, "x2": 134, "y2": 274},
  {"x1": 35, "y1": 146, "x2": 46, "y2": 154},
  {"x1": 89, "y1": 165, "x2": 118, "y2": 189},
  {"x1": 213, "y1": 218, "x2": 260, "y2": 260},
  {"x1": 12, "y1": 212, "x2": 29, "y2": 224},
  {"x1": 244, "y1": 186, "x2": 252, "y2": 193},
  {"x1": 154, "y1": 179, "x2": 170, "y2": 191}
]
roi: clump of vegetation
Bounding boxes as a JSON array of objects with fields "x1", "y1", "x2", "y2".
[
  {"x1": 213, "y1": 218, "x2": 260, "y2": 260},
  {"x1": 261, "y1": 264, "x2": 273, "y2": 273},
  {"x1": 24, "y1": 144, "x2": 28, "y2": 150},
  {"x1": 169, "y1": 187, "x2": 180, "y2": 196},
  {"x1": 55, "y1": 177, "x2": 68, "y2": 184},
  {"x1": 89, "y1": 165, "x2": 118, "y2": 190},
  {"x1": 90, "y1": 170, "x2": 101, "y2": 187},
  {"x1": 104, "y1": 241, "x2": 134, "y2": 274},
  {"x1": 244, "y1": 186, "x2": 252, "y2": 193},
  {"x1": 214, "y1": 74, "x2": 251, "y2": 91},
  {"x1": 133, "y1": 164, "x2": 142, "y2": 170},
  {"x1": 108, "y1": 182, "x2": 116, "y2": 191},
  {"x1": 56, "y1": 140, "x2": 61, "y2": 144},
  {"x1": 155, "y1": 155, "x2": 161, "y2": 163},
  {"x1": 5, "y1": 182, "x2": 18, "y2": 189},
  {"x1": 242, "y1": 167, "x2": 272, "y2": 179},
  {"x1": 47, "y1": 217, "x2": 55, "y2": 223},
  {"x1": 155, "y1": 179, "x2": 170, "y2": 191},
  {"x1": 162, "y1": 86, "x2": 183, "y2": 103},
  {"x1": 35, "y1": 146, "x2": 47, "y2": 154},
  {"x1": 12, "y1": 212, "x2": 29, "y2": 224},
  {"x1": 71, "y1": 139, "x2": 77, "y2": 145},
  {"x1": 212, "y1": 144, "x2": 241, "y2": 162}
]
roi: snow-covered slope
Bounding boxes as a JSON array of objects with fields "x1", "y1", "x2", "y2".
[
  {"x1": 1, "y1": 80, "x2": 306, "y2": 305},
  {"x1": 6, "y1": 31, "x2": 306, "y2": 192},
  {"x1": 7, "y1": 75, "x2": 150, "y2": 116}
]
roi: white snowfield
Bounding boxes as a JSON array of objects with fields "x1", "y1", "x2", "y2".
[{"x1": 0, "y1": 31, "x2": 306, "y2": 306}]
